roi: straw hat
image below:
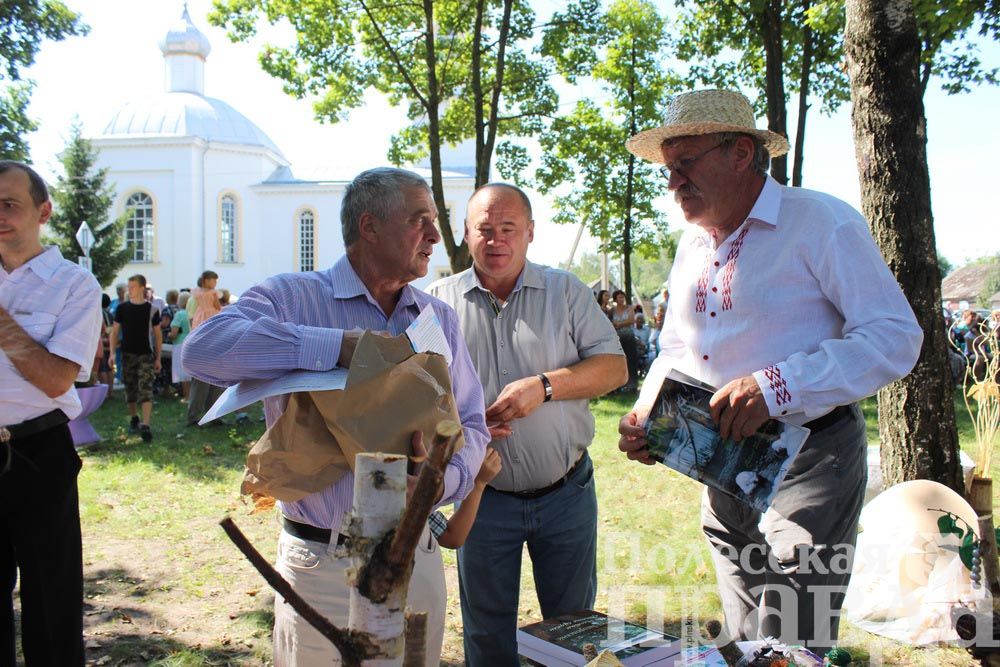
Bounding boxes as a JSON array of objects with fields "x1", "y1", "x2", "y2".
[{"x1": 626, "y1": 89, "x2": 789, "y2": 164}]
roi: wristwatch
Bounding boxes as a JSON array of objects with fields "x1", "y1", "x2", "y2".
[{"x1": 537, "y1": 373, "x2": 553, "y2": 402}]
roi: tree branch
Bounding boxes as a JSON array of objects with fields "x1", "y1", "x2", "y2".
[
  {"x1": 358, "y1": 0, "x2": 428, "y2": 109},
  {"x1": 219, "y1": 517, "x2": 381, "y2": 666}
]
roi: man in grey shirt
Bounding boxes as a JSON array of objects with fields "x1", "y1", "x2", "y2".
[{"x1": 429, "y1": 183, "x2": 626, "y2": 665}]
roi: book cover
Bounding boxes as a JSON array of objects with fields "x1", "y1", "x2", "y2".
[
  {"x1": 517, "y1": 610, "x2": 681, "y2": 666},
  {"x1": 641, "y1": 366, "x2": 810, "y2": 513}
]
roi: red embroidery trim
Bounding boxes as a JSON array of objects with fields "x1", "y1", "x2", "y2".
[
  {"x1": 695, "y1": 253, "x2": 711, "y2": 313},
  {"x1": 763, "y1": 365, "x2": 792, "y2": 406},
  {"x1": 721, "y1": 226, "x2": 750, "y2": 311}
]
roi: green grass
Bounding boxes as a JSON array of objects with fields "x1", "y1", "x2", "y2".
[{"x1": 64, "y1": 386, "x2": 991, "y2": 665}]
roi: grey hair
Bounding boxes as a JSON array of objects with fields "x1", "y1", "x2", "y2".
[
  {"x1": 341, "y1": 167, "x2": 432, "y2": 247},
  {"x1": 716, "y1": 132, "x2": 770, "y2": 176}
]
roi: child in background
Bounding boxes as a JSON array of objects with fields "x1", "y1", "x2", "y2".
[{"x1": 429, "y1": 447, "x2": 502, "y2": 549}]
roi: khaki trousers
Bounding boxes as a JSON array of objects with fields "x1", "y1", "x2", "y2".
[{"x1": 272, "y1": 524, "x2": 445, "y2": 666}]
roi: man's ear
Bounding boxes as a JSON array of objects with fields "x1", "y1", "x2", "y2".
[
  {"x1": 732, "y1": 136, "x2": 756, "y2": 173},
  {"x1": 358, "y1": 211, "x2": 379, "y2": 243},
  {"x1": 37, "y1": 200, "x2": 53, "y2": 226},
  {"x1": 527, "y1": 220, "x2": 535, "y2": 244}
]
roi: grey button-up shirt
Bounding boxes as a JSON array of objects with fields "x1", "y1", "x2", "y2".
[{"x1": 428, "y1": 261, "x2": 624, "y2": 492}]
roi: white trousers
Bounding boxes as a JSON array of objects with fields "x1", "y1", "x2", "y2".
[{"x1": 272, "y1": 524, "x2": 446, "y2": 666}]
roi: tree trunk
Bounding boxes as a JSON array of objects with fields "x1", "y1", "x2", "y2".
[
  {"x1": 347, "y1": 453, "x2": 409, "y2": 666},
  {"x1": 623, "y1": 42, "x2": 637, "y2": 302},
  {"x1": 844, "y1": 0, "x2": 962, "y2": 491},
  {"x1": 759, "y1": 0, "x2": 788, "y2": 185},
  {"x1": 423, "y1": 0, "x2": 470, "y2": 273},
  {"x1": 792, "y1": 0, "x2": 813, "y2": 187}
]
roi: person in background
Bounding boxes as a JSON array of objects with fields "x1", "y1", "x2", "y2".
[
  {"x1": 144, "y1": 285, "x2": 166, "y2": 315},
  {"x1": 95, "y1": 293, "x2": 115, "y2": 392},
  {"x1": 1, "y1": 160, "x2": 103, "y2": 666},
  {"x1": 109, "y1": 274, "x2": 161, "y2": 442},
  {"x1": 170, "y1": 292, "x2": 192, "y2": 400},
  {"x1": 185, "y1": 270, "x2": 224, "y2": 425},
  {"x1": 609, "y1": 289, "x2": 639, "y2": 391},
  {"x1": 633, "y1": 311, "x2": 652, "y2": 375},
  {"x1": 596, "y1": 289, "x2": 612, "y2": 318},
  {"x1": 109, "y1": 282, "x2": 126, "y2": 383}
]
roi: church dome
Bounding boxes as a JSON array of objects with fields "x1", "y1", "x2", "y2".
[
  {"x1": 100, "y1": 92, "x2": 286, "y2": 159},
  {"x1": 159, "y1": 5, "x2": 211, "y2": 59}
]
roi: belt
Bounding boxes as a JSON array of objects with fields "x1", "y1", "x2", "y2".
[
  {"x1": 0, "y1": 409, "x2": 68, "y2": 444},
  {"x1": 282, "y1": 517, "x2": 347, "y2": 546},
  {"x1": 802, "y1": 404, "x2": 852, "y2": 433},
  {"x1": 489, "y1": 452, "x2": 587, "y2": 501}
]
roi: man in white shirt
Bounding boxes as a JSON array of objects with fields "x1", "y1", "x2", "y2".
[
  {"x1": 616, "y1": 90, "x2": 922, "y2": 652},
  {"x1": 0, "y1": 161, "x2": 103, "y2": 666}
]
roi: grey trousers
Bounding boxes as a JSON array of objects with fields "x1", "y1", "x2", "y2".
[
  {"x1": 701, "y1": 404, "x2": 867, "y2": 653},
  {"x1": 186, "y1": 377, "x2": 224, "y2": 425}
]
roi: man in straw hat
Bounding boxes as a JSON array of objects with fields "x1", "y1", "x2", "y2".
[{"x1": 616, "y1": 89, "x2": 922, "y2": 651}]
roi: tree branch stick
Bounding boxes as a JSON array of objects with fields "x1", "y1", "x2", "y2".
[{"x1": 219, "y1": 517, "x2": 380, "y2": 666}]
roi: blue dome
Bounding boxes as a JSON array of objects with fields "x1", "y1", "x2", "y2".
[{"x1": 101, "y1": 92, "x2": 286, "y2": 159}]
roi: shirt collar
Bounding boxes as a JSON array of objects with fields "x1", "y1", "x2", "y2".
[
  {"x1": 745, "y1": 175, "x2": 782, "y2": 229},
  {"x1": 457, "y1": 260, "x2": 546, "y2": 296},
  {"x1": 8, "y1": 246, "x2": 64, "y2": 281},
  {"x1": 327, "y1": 254, "x2": 419, "y2": 311}
]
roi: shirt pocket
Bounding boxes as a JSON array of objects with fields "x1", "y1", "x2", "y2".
[{"x1": 16, "y1": 311, "x2": 58, "y2": 346}]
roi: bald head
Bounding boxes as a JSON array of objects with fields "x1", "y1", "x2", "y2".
[{"x1": 468, "y1": 182, "x2": 533, "y2": 221}]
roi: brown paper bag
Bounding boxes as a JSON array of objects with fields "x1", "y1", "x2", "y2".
[{"x1": 241, "y1": 331, "x2": 464, "y2": 501}]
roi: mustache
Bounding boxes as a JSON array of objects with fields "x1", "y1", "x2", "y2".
[{"x1": 675, "y1": 184, "x2": 702, "y2": 199}]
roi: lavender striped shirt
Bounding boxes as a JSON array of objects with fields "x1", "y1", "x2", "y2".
[{"x1": 182, "y1": 256, "x2": 489, "y2": 535}]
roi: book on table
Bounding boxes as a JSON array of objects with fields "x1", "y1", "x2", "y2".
[
  {"x1": 634, "y1": 360, "x2": 810, "y2": 513},
  {"x1": 516, "y1": 610, "x2": 682, "y2": 666}
]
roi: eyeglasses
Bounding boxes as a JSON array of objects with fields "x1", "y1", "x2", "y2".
[{"x1": 658, "y1": 141, "x2": 725, "y2": 181}]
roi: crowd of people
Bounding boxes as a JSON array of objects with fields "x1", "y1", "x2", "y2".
[
  {"x1": 946, "y1": 307, "x2": 999, "y2": 383},
  {"x1": 89, "y1": 270, "x2": 234, "y2": 441},
  {"x1": 5, "y1": 86, "x2": 933, "y2": 665}
]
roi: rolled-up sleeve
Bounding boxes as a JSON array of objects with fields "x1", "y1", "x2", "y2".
[{"x1": 183, "y1": 278, "x2": 342, "y2": 385}]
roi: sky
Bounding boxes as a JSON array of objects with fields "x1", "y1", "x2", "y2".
[{"x1": 20, "y1": 0, "x2": 1000, "y2": 270}]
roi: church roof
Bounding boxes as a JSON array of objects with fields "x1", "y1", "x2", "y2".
[
  {"x1": 159, "y1": 4, "x2": 211, "y2": 59},
  {"x1": 100, "y1": 92, "x2": 286, "y2": 160}
]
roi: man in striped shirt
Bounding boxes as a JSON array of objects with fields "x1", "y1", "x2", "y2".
[
  {"x1": 1, "y1": 160, "x2": 103, "y2": 666},
  {"x1": 183, "y1": 167, "x2": 489, "y2": 666}
]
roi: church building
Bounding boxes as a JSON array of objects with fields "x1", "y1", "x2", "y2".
[{"x1": 93, "y1": 6, "x2": 473, "y2": 296}]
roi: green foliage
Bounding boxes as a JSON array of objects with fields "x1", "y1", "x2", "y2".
[
  {"x1": 45, "y1": 123, "x2": 131, "y2": 288},
  {"x1": 911, "y1": 0, "x2": 1000, "y2": 95},
  {"x1": 210, "y1": 0, "x2": 560, "y2": 271},
  {"x1": 0, "y1": 1, "x2": 87, "y2": 161},
  {"x1": 938, "y1": 250, "x2": 954, "y2": 278},
  {"x1": 979, "y1": 261, "x2": 1000, "y2": 308},
  {"x1": 0, "y1": 82, "x2": 35, "y2": 160},
  {"x1": 535, "y1": 0, "x2": 671, "y2": 299}
]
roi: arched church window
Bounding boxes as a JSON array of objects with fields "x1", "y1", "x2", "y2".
[
  {"x1": 124, "y1": 192, "x2": 154, "y2": 263},
  {"x1": 220, "y1": 194, "x2": 238, "y2": 263},
  {"x1": 298, "y1": 209, "x2": 315, "y2": 272}
]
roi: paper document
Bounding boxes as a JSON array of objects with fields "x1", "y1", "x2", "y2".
[
  {"x1": 199, "y1": 368, "x2": 348, "y2": 425},
  {"x1": 405, "y1": 304, "x2": 452, "y2": 365}
]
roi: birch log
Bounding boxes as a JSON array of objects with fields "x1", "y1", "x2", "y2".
[{"x1": 346, "y1": 453, "x2": 409, "y2": 666}]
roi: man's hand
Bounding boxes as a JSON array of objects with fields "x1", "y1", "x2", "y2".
[
  {"x1": 618, "y1": 410, "x2": 655, "y2": 465},
  {"x1": 407, "y1": 431, "x2": 442, "y2": 503},
  {"x1": 486, "y1": 421, "x2": 512, "y2": 440},
  {"x1": 484, "y1": 375, "x2": 546, "y2": 426},
  {"x1": 337, "y1": 330, "x2": 365, "y2": 369},
  {"x1": 153, "y1": 357, "x2": 162, "y2": 372},
  {"x1": 709, "y1": 375, "x2": 770, "y2": 441}
]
